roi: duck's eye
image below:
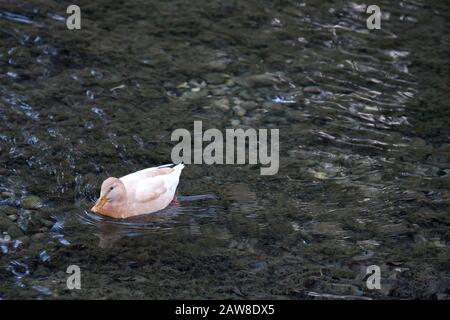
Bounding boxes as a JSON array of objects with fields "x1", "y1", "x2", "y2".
[{"x1": 110, "y1": 187, "x2": 114, "y2": 191}]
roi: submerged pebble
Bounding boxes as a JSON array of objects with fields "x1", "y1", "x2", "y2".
[
  {"x1": 232, "y1": 105, "x2": 247, "y2": 116},
  {"x1": 21, "y1": 196, "x2": 43, "y2": 210},
  {"x1": 213, "y1": 98, "x2": 230, "y2": 111},
  {"x1": 7, "y1": 214, "x2": 18, "y2": 221},
  {"x1": 303, "y1": 86, "x2": 322, "y2": 94},
  {"x1": 230, "y1": 119, "x2": 240, "y2": 126},
  {"x1": 203, "y1": 73, "x2": 227, "y2": 85},
  {"x1": 7, "y1": 224, "x2": 24, "y2": 238},
  {"x1": 239, "y1": 101, "x2": 259, "y2": 110},
  {"x1": 1, "y1": 192, "x2": 14, "y2": 199},
  {"x1": 235, "y1": 73, "x2": 282, "y2": 88}
]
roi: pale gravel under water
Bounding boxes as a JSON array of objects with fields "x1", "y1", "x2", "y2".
[{"x1": 0, "y1": 0, "x2": 449, "y2": 299}]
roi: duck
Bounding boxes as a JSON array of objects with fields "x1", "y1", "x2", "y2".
[{"x1": 91, "y1": 163, "x2": 184, "y2": 219}]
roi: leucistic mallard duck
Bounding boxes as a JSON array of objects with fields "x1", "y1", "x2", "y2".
[{"x1": 91, "y1": 163, "x2": 184, "y2": 219}]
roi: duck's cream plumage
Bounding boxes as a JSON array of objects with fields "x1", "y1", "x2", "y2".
[{"x1": 91, "y1": 163, "x2": 184, "y2": 219}]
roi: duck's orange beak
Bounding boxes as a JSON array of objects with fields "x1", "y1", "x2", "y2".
[{"x1": 91, "y1": 196, "x2": 108, "y2": 213}]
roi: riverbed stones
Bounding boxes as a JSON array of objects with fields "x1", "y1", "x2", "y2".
[
  {"x1": 0, "y1": 218, "x2": 23, "y2": 239},
  {"x1": 262, "y1": 101, "x2": 284, "y2": 112},
  {"x1": 321, "y1": 282, "x2": 363, "y2": 296},
  {"x1": 210, "y1": 85, "x2": 230, "y2": 96},
  {"x1": 232, "y1": 105, "x2": 247, "y2": 116},
  {"x1": 303, "y1": 86, "x2": 322, "y2": 94},
  {"x1": 351, "y1": 250, "x2": 375, "y2": 262},
  {"x1": 230, "y1": 119, "x2": 240, "y2": 126},
  {"x1": 181, "y1": 88, "x2": 208, "y2": 100},
  {"x1": 239, "y1": 101, "x2": 259, "y2": 111},
  {"x1": 379, "y1": 223, "x2": 411, "y2": 236},
  {"x1": 250, "y1": 261, "x2": 268, "y2": 273},
  {"x1": 213, "y1": 98, "x2": 230, "y2": 111},
  {"x1": 40, "y1": 219, "x2": 54, "y2": 228},
  {"x1": 204, "y1": 57, "x2": 230, "y2": 72},
  {"x1": 1, "y1": 206, "x2": 17, "y2": 216},
  {"x1": 30, "y1": 232, "x2": 46, "y2": 242},
  {"x1": 308, "y1": 169, "x2": 328, "y2": 180},
  {"x1": 0, "y1": 214, "x2": 15, "y2": 230},
  {"x1": 235, "y1": 73, "x2": 281, "y2": 88},
  {"x1": 311, "y1": 222, "x2": 346, "y2": 237},
  {"x1": 7, "y1": 224, "x2": 24, "y2": 238},
  {"x1": 203, "y1": 73, "x2": 227, "y2": 85},
  {"x1": 1, "y1": 192, "x2": 13, "y2": 199},
  {"x1": 21, "y1": 196, "x2": 43, "y2": 210}
]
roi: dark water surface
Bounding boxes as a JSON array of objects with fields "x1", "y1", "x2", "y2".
[{"x1": 0, "y1": 0, "x2": 449, "y2": 299}]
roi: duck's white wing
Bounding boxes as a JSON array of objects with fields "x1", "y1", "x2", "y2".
[
  {"x1": 132, "y1": 176, "x2": 167, "y2": 202},
  {"x1": 120, "y1": 164, "x2": 174, "y2": 184},
  {"x1": 120, "y1": 163, "x2": 184, "y2": 203}
]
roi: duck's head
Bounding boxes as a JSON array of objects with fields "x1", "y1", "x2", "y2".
[{"x1": 91, "y1": 177, "x2": 127, "y2": 217}]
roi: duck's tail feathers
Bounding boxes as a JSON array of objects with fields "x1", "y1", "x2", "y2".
[
  {"x1": 173, "y1": 162, "x2": 185, "y2": 173},
  {"x1": 156, "y1": 163, "x2": 176, "y2": 169},
  {"x1": 157, "y1": 163, "x2": 185, "y2": 172}
]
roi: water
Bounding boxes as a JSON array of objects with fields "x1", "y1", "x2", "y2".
[{"x1": 0, "y1": 0, "x2": 449, "y2": 299}]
